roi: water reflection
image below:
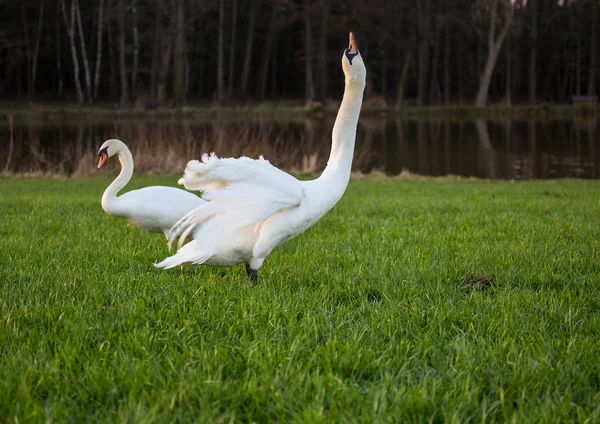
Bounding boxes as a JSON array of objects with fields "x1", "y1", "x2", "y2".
[{"x1": 0, "y1": 115, "x2": 598, "y2": 179}]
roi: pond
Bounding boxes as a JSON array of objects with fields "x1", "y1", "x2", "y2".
[{"x1": 1, "y1": 114, "x2": 598, "y2": 179}]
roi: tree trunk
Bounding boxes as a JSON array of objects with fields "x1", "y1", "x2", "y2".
[
  {"x1": 457, "y1": 34, "x2": 463, "y2": 103},
  {"x1": 173, "y1": 0, "x2": 185, "y2": 106},
  {"x1": 93, "y1": 0, "x2": 104, "y2": 99},
  {"x1": 576, "y1": 32, "x2": 581, "y2": 95},
  {"x1": 443, "y1": 24, "x2": 450, "y2": 105},
  {"x1": 588, "y1": 0, "x2": 597, "y2": 96},
  {"x1": 157, "y1": 29, "x2": 172, "y2": 103},
  {"x1": 505, "y1": 41, "x2": 511, "y2": 105},
  {"x1": 132, "y1": 0, "x2": 139, "y2": 98},
  {"x1": 429, "y1": 19, "x2": 441, "y2": 104},
  {"x1": 541, "y1": 53, "x2": 557, "y2": 101},
  {"x1": 270, "y1": 34, "x2": 279, "y2": 97},
  {"x1": 107, "y1": 17, "x2": 116, "y2": 97},
  {"x1": 416, "y1": 0, "x2": 430, "y2": 106},
  {"x1": 512, "y1": 24, "x2": 522, "y2": 102},
  {"x1": 317, "y1": 0, "x2": 328, "y2": 102},
  {"x1": 559, "y1": 50, "x2": 570, "y2": 102},
  {"x1": 217, "y1": 0, "x2": 225, "y2": 101},
  {"x1": 382, "y1": 53, "x2": 388, "y2": 99},
  {"x1": 150, "y1": 0, "x2": 162, "y2": 99},
  {"x1": 55, "y1": 9, "x2": 64, "y2": 97},
  {"x1": 31, "y1": 0, "x2": 45, "y2": 97},
  {"x1": 227, "y1": 0, "x2": 238, "y2": 99},
  {"x1": 304, "y1": 0, "x2": 314, "y2": 106},
  {"x1": 240, "y1": 1, "x2": 256, "y2": 98},
  {"x1": 474, "y1": 0, "x2": 514, "y2": 107},
  {"x1": 395, "y1": 49, "x2": 413, "y2": 110},
  {"x1": 21, "y1": 4, "x2": 32, "y2": 98},
  {"x1": 75, "y1": 0, "x2": 92, "y2": 102},
  {"x1": 118, "y1": 0, "x2": 128, "y2": 106},
  {"x1": 60, "y1": 0, "x2": 84, "y2": 104},
  {"x1": 528, "y1": 0, "x2": 537, "y2": 104},
  {"x1": 258, "y1": 4, "x2": 277, "y2": 100}
]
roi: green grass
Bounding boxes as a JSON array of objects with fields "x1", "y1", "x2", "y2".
[{"x1": 1, "y1": 176, "x2": 599, "y2": 423}]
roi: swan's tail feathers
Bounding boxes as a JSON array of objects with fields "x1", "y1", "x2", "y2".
[{"x1": 154, "y1": 240, "x2": 213, "y2": 269}]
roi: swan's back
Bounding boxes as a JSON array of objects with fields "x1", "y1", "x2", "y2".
[{"x1": 116, "y1": 186, "x2": 205, "y2": 236}]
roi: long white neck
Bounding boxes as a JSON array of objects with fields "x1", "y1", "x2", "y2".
[
  {"x1": 319, "y1": 78, "x2": 365, "y2": 186},
  {"x1": 101, "y1": 148, "x2": 134, "y2": 215}
]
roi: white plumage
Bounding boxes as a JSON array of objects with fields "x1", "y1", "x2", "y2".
[
  {"x1": 97, "y1": 139, "x2": 206, "y2": 239},
  {"x1": 155, "y1": 32, "x2": 366, "y2": 282}
]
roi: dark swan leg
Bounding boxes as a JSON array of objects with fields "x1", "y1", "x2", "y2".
[{"x1": 245, "y1": 263, "x2": 258, "y2": 284}]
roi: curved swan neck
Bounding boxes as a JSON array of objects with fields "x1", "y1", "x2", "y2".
[
  {"x1": 320, "y1": 79, "x2": 365, "y2": 182},
  {"x1": 101, "y1": 147, "x2": 134, "y2": 213}
]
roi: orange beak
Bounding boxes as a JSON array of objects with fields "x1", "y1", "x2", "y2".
[
  {"x1": 97, "y1": 153, "x2": 108, "y2": 169},
  {"x1": 348, "y1": 32, "x2": 358, "y2": 55}
]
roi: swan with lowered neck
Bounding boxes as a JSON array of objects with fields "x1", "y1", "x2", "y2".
[
  {"x1": 155, "y1": 32, "x2": 366, "y2": 282},
  {"x1": 97, "y1": 139, "x2": 205, "y2": 239}
]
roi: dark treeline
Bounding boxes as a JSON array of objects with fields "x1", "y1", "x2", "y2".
[{"x1": 1, "y1": 0, "x2": 598, "y2": 108}]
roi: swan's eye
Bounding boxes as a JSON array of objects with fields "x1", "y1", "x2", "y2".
[{"x1": 98, "y1": 146, "x2": 109, "y2": 157}]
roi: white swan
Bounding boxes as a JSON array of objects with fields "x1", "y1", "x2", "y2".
[
  {"x1": 155, "y1": 32, "x2": 366, "y2": 282},
  {"x1": 97, "y1": 139, "x2": 206, "y2": 239}
]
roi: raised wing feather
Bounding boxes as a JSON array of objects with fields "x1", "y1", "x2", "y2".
[{"x1": 180, "y1": 153, "x2": 303, "y2": 205}]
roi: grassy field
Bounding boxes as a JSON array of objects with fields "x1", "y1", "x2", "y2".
[{"x1": 1, "y1": 175, "x2": 599, "y2": 422}]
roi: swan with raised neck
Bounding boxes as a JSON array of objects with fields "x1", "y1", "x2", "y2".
[{"x1": 155, "y1": 32, "x2": 367, "y2": 281}]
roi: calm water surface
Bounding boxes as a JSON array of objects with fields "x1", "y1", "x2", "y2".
[{"x1": 1, "y1": 115, "x2": 598, "y2": 179}]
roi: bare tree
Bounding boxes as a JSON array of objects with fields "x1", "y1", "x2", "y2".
[
  {"x1": 132, "y1": 0, "x2": 139, "y2": 98},
  {"x1": 118, "y1": 0, "x2": 128, "y2": 106},
  {"x1": 589, "y1": 0, "x2": 597, "y2": 96},
  {"x1": 217, "y1": 0, "x2": 225, "y2": 101},
  {"x1": 0, "y1": 0, "x2": 596, "y2": 106},
  {"x1": 240, "y1": 1, "x2": 257, "y2": 98},
  {"x1": 317, "y1": 0, "x2": 328, "y2": 102},
  {"x1": 259, "y1": 3, "x2": 277, "y2": 100},
  {"x1": 60, "y1": 0, "x2": 84, "y2": 104},
  {"x1": 429, "y1": 18, "x2": 442, "y2": 103},
  {"x1": 75, "y1": 0, "x2": 92, "y2": 102},
  {"x1": 395, "y1": 50, "x2": 413, "y2": 110},
  {"x1": 31, "y1": 0, "x2": 45, "y2": 97},
  {"x1": 443, "y1": 23, "x2": 450, "y2": 104},
  {"x1": 55, "y1": 9, "x2": 64, "y2": 97},
  {"x1": 417, "y1": 0, "x2": 431, "y2": 106},
  {"x1": 21, "y1": 4, "x2": 31, "y2": 98},
  {"x1": 150, "y1": 0, "x2": 163, "y2": 99},
  {"x1": 227, "y1": 0, "x2": 238, "y2": 99},
  {"x1": 173, "y1": 0, "x2": 185, "y2": 106},
  {"x1": 304, "y1": 0, "x2": 314, "y2": 106},
  {"x1": 505, "y1": 39, "x2": 512, "y2": 104},
  {"x1": 93, "y1": 0, "x2": 104, "y2": 99},
  {"x1": 474, "y1": 0, "x2": 516, "y2": 107},
  {"x1": 528, "y1": 0, "x2": 537, "y2": 104},
  {"x1": 157, "y1": 9, "x2": 173, "y2": 103}
]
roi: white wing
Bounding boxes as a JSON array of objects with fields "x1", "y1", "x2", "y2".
[
  {"x1": 155, "y1": 154, "x2": 305, "y2": 268},
  {"x1": 180, "y1": 153, "x2": 303, "y2": 204}
]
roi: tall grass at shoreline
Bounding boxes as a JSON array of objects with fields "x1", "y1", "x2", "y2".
[
  {"x1": 1, "y1": 176, "x2": 599, "y2": 422},
  {"x1": 0, "y1": 121, "x2": 339, "y2": 176},
  {"x1": 1, "y1": 115, "x2": 598, "y2": 179}
]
